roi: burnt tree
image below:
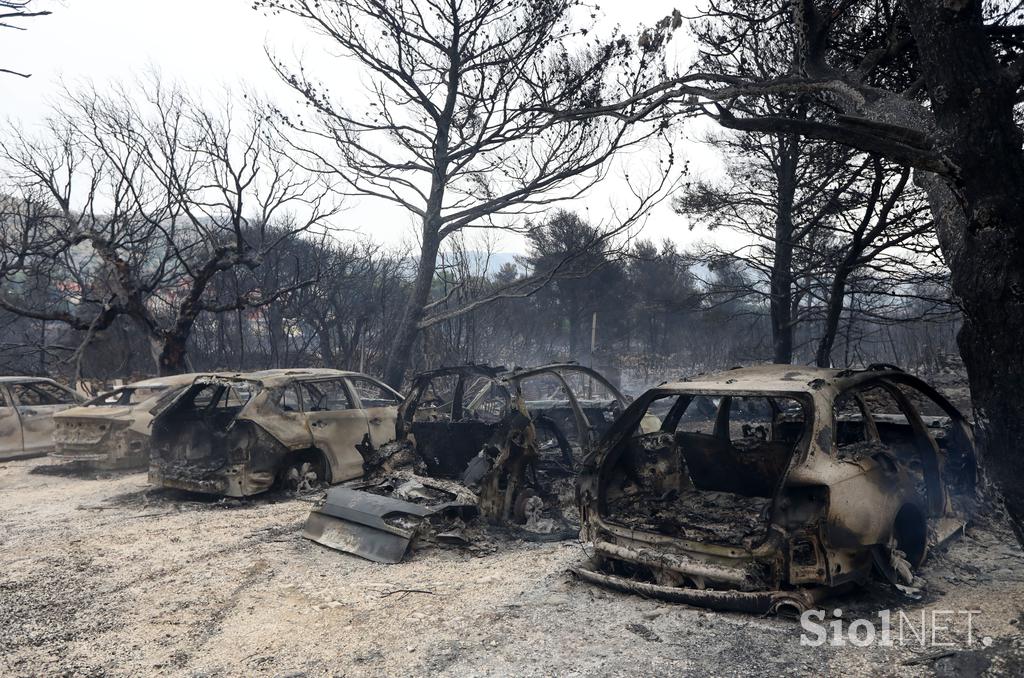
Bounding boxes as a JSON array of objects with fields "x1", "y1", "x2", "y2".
[
  {"x1": 1, "y1": 1, "x2": 51, "y2": 78},
  {"x1": 0, "y1": 79, "x2": 337, "y2": 375},
  {"x1": 260, "y1": 0, "x2": 678, "y2": 387}
]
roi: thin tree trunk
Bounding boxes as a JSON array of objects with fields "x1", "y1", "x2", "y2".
[
  {"x1": 816, "y1": 268, "x2": 852, "y2": 367},
  {"x1": 384, "y1": 231, "x2": 441, "y2": 387},
  {"x1": 770, "y1": 134, "x2": 799, "y2": 364}
]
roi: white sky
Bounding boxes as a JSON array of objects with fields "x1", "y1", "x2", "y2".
[{"x1": 0, "y1": 0, "x2": 725, "y2": 255}]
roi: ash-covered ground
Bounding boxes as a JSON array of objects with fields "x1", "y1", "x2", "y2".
[{"x1": 2, "y1": 457, "x2": 1023, "y2": 677}]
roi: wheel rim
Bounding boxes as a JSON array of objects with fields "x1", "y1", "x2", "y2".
[
  {"x1": 886, "y1": 533, "x2": 915, "y2": 586},
  {"x1": 285, "y1": 460, "x2": 321, "y2": 492}
]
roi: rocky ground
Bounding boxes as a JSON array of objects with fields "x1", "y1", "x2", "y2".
[{"x1": 2, "y1": 456, "x2": 1023, "y2": 677}]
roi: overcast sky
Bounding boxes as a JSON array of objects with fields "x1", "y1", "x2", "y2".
[{"x1": 1, "y1": 0, "x2": 724, "y2": 255}]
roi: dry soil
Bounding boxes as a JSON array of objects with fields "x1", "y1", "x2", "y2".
[{"x1": 2, "y1": 457, "x2": 1023, "y2": 677}]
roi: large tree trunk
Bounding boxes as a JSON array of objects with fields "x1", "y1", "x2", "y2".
[
  {"x1": 903, "y1": 0, "x2": 1024, "y2": 534},
  {"x1": 958, "y1": 290, "x2": 1024, "y2": 536},
  {"x1": 155, "y1": 309, "x2": 201, "y2": 376},
  {"x1": 157, "y1": 333, "x2": 190, "y2": 376}
]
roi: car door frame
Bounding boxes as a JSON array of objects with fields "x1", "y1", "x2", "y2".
[
  {"x1": 853, "y1": 378, "x2": 945, "y2": 516},
  {"x1": 0, "y1": 384, "x2": 24, "y2": 459},
  {"x1": 11, "y1": 380, "x2": 77, "y2": 456},
  {"x1": 344, "y1": 375, "x2": 402, "y2": 450}
]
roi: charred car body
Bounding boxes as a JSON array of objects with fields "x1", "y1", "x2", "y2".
[
  {"x1": 0, "y1": 377, "x2": 84, "y2": 461},
  {"x1": 51, "y1": 374, "x2": 201, "y2": 469},
  {"x1": 303, "y1": 363, "x2": 634, "y2": 562},
  {"x1": 149, "y1": 369, "x2": 402, "y2": 497},
  {"x1": 575, "y1": 365, "x2": 976, "y2": 615}
]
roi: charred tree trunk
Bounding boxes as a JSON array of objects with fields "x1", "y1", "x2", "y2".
[
  {"x1": 315, "y1": 320, "x2": 335, "y2": 368},
  {"x1": 816, "y1": 263, "x2": 855, "y2": 367},
  {"x1": 769, "y1": 241, "x2": 796, "y2": 364},
  {"x1": 268, "y1": 304, "x2": 287, "y2": 368},
  {"x1": 770, "y1": 138, "x2": 799, "y2": 364},
  {"x1": 382, "y1": 53, "x2": 460, "y2": 388},
  {"x1": 157, "y1": 333, "x2": 190, "y2": 376},
  {"x1": 904, "y1": 0, "x2": 1024, "y2": 534},
  {"x1": 384, "y1": 230, "x2": 441, "y2": 387}
]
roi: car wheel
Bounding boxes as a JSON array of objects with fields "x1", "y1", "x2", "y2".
[
  {"x1": 512, "y1": 487, "x2": 541, "y2": 524},
  {"x1": 280, "y1": 455, "x2": 326, "y2": 493},
  {"x1": 873, "y1": 505, "x2": 928, "y2": 587}
]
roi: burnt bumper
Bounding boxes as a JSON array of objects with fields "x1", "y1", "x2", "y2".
[
  {"x1": 50, "y1": 446, "x2": 109, "y2": 463},
  {"x1": 148, "y1": 462, "x2": 274, "y2": 497},
  {"x1": 572, "y1": 561, "x2": 831, "y2": 615},
  {"x1": 51, "y1": 428, "x2": 150, "y2": 469}
]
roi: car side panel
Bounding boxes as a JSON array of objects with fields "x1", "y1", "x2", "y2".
[
  {"x1": 363, "y1": 406, "x2": 398, "y2": 449},
  {"x1": 823, "y1": 462, "x2": 907, "y2": 549},
  {"x1": 18, "y1": 405, "x2": 63, "y2": 455},
  {"x1": 345, "y1": 376, "x2": 401, "y2": 449},
  {"x1": 307, "y1": 409, "x2": 371, "y2": 482},
  {"x1": 237, "y1": 389, "x2": 314, "y2": 451}
]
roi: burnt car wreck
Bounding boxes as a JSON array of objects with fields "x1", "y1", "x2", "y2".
[
  {"x1": 149, "y1": 369, "x2": 402, "y2": 497},
  {"x1": 0, "y1": 377, "x2": 84, "y2": 460},
  {"x1": 303, "y1": 363, "x2": 635, "y2": 562},
  {"x1": 574, "y1": 365, "x2": 977, "y2": 615},
  {"x1": 51, "y1": 374, "x2": 201, "y2": 470}
]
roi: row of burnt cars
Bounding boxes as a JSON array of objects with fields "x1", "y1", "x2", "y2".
[{"x1": 3, "y1": 363, "x2": 979, "y2": 615}]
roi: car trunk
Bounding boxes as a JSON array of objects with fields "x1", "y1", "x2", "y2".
[{"x1": 52, "y1": 411, "x2": 128, "y2": 459}]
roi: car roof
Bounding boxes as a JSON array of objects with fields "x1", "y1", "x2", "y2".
[
  {"x1": 191, "y1": 368, "x2": 372, "y2": 388},
  {"x1": 657, "y1": 364, "x2": 909, "y2": 394},
  {"x1": 0, "y1": 376, "x2": 61, "y2": 385},
  {"x1": 121, "y1": 373, "x2": 207, "y2": 389}
]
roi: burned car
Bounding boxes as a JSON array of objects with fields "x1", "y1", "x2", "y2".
[
  {"x1": 50, "y1": 374, "x2": 201, "y2": 469},
  {"x1": 303, "y1": 363, "x2": 638, "y2": 562},
  {"x1": 149, "y1": 369, "x2": 402, "y2": 497},
  {"x1": 574, "y1": 365, "x2": 977, "y2": 615},
  {"x1": 0, "y1": 377, "x2": 84, "y2": 461}
]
